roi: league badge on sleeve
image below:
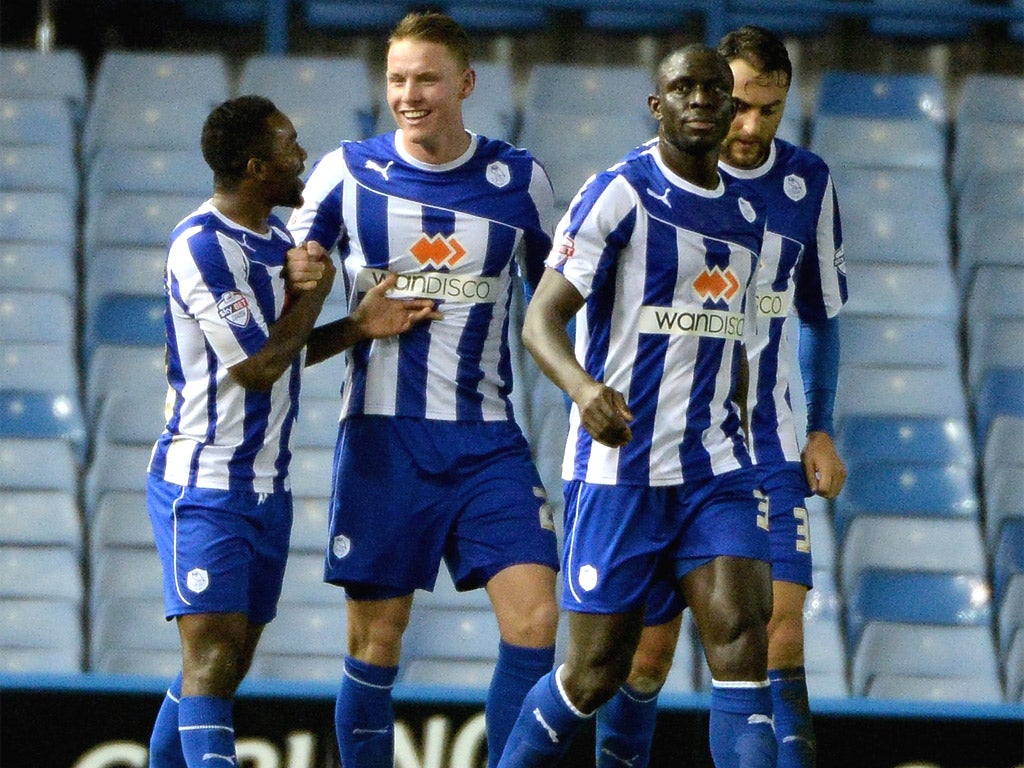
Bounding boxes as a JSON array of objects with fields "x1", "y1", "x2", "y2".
[{"x1": 217, "y1": 291, "x2": 251, "y2": 327}]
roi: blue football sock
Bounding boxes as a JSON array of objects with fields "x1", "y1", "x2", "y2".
[
  {"x1": 495, "y1": 666, "x2": 591, "y2": 768},
  {"x1": 595, "y1": 684, "x2": 660, "y2": 768},
  {"x1": 335, "y1": 656, "x2": 399, "y2": 768},
  {"x1": 149, "y1": 672, "x2": 186, "y2": 768},
  {"x1": 177, "y1": 696, "x2": 235, "y2": 768},
  {"x1": 486, "y1": 641, "x2": 556, "y2": 768},
  {"x1": 709, "y1": 680, "x2": 776, "y2": 768},
  {"x1": 770, "y1": 666, "x2": 816, "y2": 768}
]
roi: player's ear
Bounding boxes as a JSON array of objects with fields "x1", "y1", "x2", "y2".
[
  {"x1": 648, "y1": 93, "x2": 661, "y2": 120},
  {"x1": 460, "y1": 67, "x2": 475, "y2": 100}
]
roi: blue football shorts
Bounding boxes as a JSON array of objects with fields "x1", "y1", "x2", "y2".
[
  {"x1": 147, "y1": 475, "x2": 292, "y2": 624},
  {"x1": 762, "y1": 461, "x2": 814, "y2": 589},
  {"x1": 562, "y1": 466, "x2": 769, "y2": 616},
  {"x1": 324, "y1": 415, "x2": 559, "y2": 600}
]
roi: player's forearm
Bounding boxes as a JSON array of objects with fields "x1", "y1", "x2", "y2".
[
  {"x1": 799, "y1": 315, "x2": 840, "y2": 436},
  {"x1": 304, "y1": 317, "x2": 366, "y2": 366}
]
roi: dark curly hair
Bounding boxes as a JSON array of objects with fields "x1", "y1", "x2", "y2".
[{"x1": 201, "y1": 94, "x2": 278, "y2": 188}]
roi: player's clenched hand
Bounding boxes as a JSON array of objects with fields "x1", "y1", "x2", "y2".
[
  {"x1": 349, "y1": 272, "x2": 443, "y2": 339},
  {"x1": 802, "y1": 430, "x2": 847, "y2": 499},
  {"x1": 575, "y1": 381, "x2": 634, "y2": 448},
  {"x1": 285, "y1": 240, "x2": 331, "y2": 292}
]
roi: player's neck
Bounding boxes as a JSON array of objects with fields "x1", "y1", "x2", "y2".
[
  {"x1": 211, "y1": 191, "x2": 270, "y2": 234},
  {"x1": 399, "y1": 127, "x2": 472, "y2": 166},
  {"x1": 658, "y1": 141, "x2": 721, "y2": 190}
]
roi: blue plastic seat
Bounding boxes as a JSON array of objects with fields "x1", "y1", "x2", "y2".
[
  {"x1": 239, "y1": 55, "x2": 375, "y2": 157},
  {"x1": 87, "y1": 146, "x2": 210, "y2": 198},
  {"x1": 957, "y1": 216, "x2": 1024, "y2": 293},
  {"x1": 839, "y1": 316, "x2": 959, "y2": 370},
  {"x1": 0, "y1": 599, "x2": 82, "y2": 673},
  {"x1": 523, "y1": 63, "x2": 655, "y2": 119},
  {"x1": 0, "y1": 342, "x2": 78, "y2": 397},
  {"x1": 0, "y1": 190, "x2": 75, "y2": 245},
  {"x1": 84, "y1": 191, "x2": 194, "y2": 253},
  {"x1": 840, "y1": 515, "x2": 986, "y2": 597},
  {"x1": 840, "y1": 206, "x2": 951, "y2": 266},
  {"x1": 1004, "y1": 630, "x2": 1024, "y2": 702},
  {"x1": 84, "y1": 247, "x2": 166, "y2": 318},
  {"x1": 951, "y1": 122, "x2": 1024, "y2": 194},
  {"x1": 0, "y1": 545, "x2": 82, "y2": 602},
  {"x1": 868, "y1": 0, "x2": 972, "y2": 40},
  {"x1": 835, "y1": 415, "x2": 973, "y2": 469},
  {"x1": 848, "y1": 571, "x2": 998, "y2": 698},
  {"x1": 301, "y1": 1, "x2": 411, "y2": 30},
  {"x1": 994, "y1": 519, "x2": 1024, "y2": 654},
  {"x1": 726, "y1": 0, "x2": 828, "y2": 35},
  {"x1": 84, "y1": 293, "x2": 165, "y2": 361},
  {"x1": 88, "y1": 491, "x2": 151, "y2": 561},
  {"x1": 801, "y1": 573, "x2": 849, "y2": 697},
  {"x1": 0, "y1": 241, "x2": 75, "y2": 296},
  {"x1": 86, "y1": 344, "x2": 168, "y2": 418},
  {"x1": 461, "y1": 60, "x2": 518, "y2": 143},
  {"x1": 85, "y1": 442, "x2": 155, "y2": 511},
  {"x1": 810, "y1": 115, "x2": 945, "y2": 171},
  {"x1": 292, "y1": 395, "x2": 341, "y2": 449},
  {"x1": 0, "y1": 143, "x2": 77, "y2": 194},
  {"x1": 835, "y1": 366, "x2": 968, "y2": 428},
  {"x1": 0, "y1": 390, "x2": 85, "y2": 454},
  {"x1": 447, "y1": 3, "x2": 548, "y2": 32},
  {"x1": 965, "y1": 266, "x2": 1024, "y2": 348},
  {"x1": 969, "y1": 318, "x2": 1024, "y2": 399},
  {"x1": 975, "y1": 367, "x2": 1024, "y2": 449},
  {"x1": 830, "y1": 166, "x2": 948, "y2": 222},
  {"x1": 401, "y1": 604, "x2": 501, "y2": 687},
  {"x1": 250, "y1": 603, "x2": 346, "y2": 682},
  {"x1": 815, "y1": 71, "x2": 947, "y2": 123},
  {"x1": 956, "y1": 74, "x2": 1024, "y2": 126},
  {"x1": 865, "y1": 673, "x2": 1001, "y2": 703},
  {"x1": 0, "y1": 96, "x2": 75, "y2": 147},
  {"x1": 0, "y1": 437, "x2": 78, "y2": 492},
  {"x1": 985, "y1": 470, "x2": 1024, "y2": 552},
  {"x1": 833, "y1": 462, "x2": 978, "y2": 543},
  {"x1": 957, "y1": 169, "x2": 1024, "y2": 227},
  {"x1": 288, "y1": 446, "x2": 336, "y2": 499},
  {"x1": 90, "y1": 597, "x2": 179, "y2": 674},
  {"x1": 0, "y1": 490, "x2": 79, "y2": 550},
  {"x1": 0, "y1": 48, "x2": 87, "y2": 104},
  {"x1": 840, "y1": 262, "x2": 957, "y2": 319},
  {"x1": 0, "y1": 289, "x2": 75, "y2": 345},
  {"x1": 983, "y1": 415, "x2": 1024, "y2": 484}
]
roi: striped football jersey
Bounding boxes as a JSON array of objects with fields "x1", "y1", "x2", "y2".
[
  {"x1": 553, "y1": 143, "x2": 765, "y2": 486},
  {"x1": 148, "y1": 201, "x2": 300, "y2": 493},
  {"x1": 721, "y1": 138, "x2": 848, "y2": 465},
  {"x1": 288, "y1": 131, "x2": 555, "y2": 422}
]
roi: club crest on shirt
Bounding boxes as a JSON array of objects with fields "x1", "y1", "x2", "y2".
[
  {"x1": 738, "y1": 197, "x2": 756, "y2": 223},
  {"x1": 486, "y1": 161, "x2": 510, "y2": 188},
  {"x1": 186, "y1": 567, "x2": 209, "y2": 594},
  {"x1": 217, "y1": 291, "x2": 251, "y2": 327},
  {"x1": 783, "y1": 173, "x2": 807, "y2": 202}
]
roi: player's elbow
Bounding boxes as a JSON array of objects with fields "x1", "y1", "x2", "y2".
[{"x1": 228, "y1": 358, "x2": 282, "y2": 392}]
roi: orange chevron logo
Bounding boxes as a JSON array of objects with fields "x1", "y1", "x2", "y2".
[
  {"x1": 410, "y1": 234, "x2": 467, "y2": 267},
  {"x1": 693, "y1": 266, "x2": 740, "y2": 302}
]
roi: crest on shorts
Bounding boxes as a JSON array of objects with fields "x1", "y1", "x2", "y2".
[
  {"x1": 216, "y1": 291, "x2": 251, "y2": 327},
  {"x1": 486, "y1": 161, "x2": 510, "y2": 188},
  {"x1": 783, "y1": 174, "x2": 807, "y2": 202},
  {"x1": 332, "y1": 534, "x2": 351, "y2": 559},
  {"x1": 578, "y1": 564, "x2": 599, "y2": 592},
  {"x1": 186, "y1": 568, "x2": 209, "y2": 594}
]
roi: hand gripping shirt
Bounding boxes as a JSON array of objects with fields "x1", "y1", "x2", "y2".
[
  {"x1": 553, "y1": 143, "x2": 766, "y2": 487},
  {"x1": 148, "y1": 201, "x2": 300, "y2": 493},
  {"x1": 288, "y1": 131, "x2": 555, "y2": 422},
  {"x1": 721, "y1": 139, "x2": 848, "y2": 466}
]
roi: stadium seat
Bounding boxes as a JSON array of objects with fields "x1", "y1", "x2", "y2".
[
  {"x1": 839, "y1": 515, "x2": 986, "y2": 597},
  {"x1": 974, "y1": 367, "x2": 1024, "y2": 450},
  {"x1": 0, "y1": 389, "x2": 86, "y2": 455},
  {"x1": 964, "y1": 266, "x2": 1024, "y2": 349},
  {"x1": 89, "y1": 547, "x2": 164, "y2": 614},
  {"x1": 0, "y1": 95, "x2": 75, "y2": 148},
  {"x1": 985, "y1": 471, "x2": 1024, "y2": 553},
  {"x1": 0, "y1": 545, "x2": 82, "y2": 602},
  {"x1": 956, "y1": 169, "x2": 1024, "y2": 228},
  {"x1": 848, "y1": 572, "x2": 999, "y2": 699},
  {"x1": 84, "y1": 442, "x2": 155, "y2": 512},
  {"x1": 523, "y1": 63, "x2": 654, "y2": 119},
  {"x1": 84, "y1": 51, "x2": 229, "y2": 156},
  {"x1": 868, "y1": 0, "x2": 972, "y2": 40},
  {"x1": 86, "y1": 344, "x2": 168, "y2": 418},
  {"x1": 1005, "y1": 628, "x2": 1024, "y2": 702},
  {"x1": 446, "y1": 3, "x2": 548, "y2": 33},
  {"x1": 968, "y1": 318, "x2": 1024, "y2": 398},
  {"x1": 277, "y1": 551, "x2": 334, "y2": 607},
  {"x1": 725, "y1": 0, "x2": 828, "y2": 36},
  {"x1": 0, "y1": 48, "x2": 87, "y2": 104},
  {"x1": 0, "y1": 143, "x2": 77, "y2": 194},
  {"x1": 84, "y1": 293, "x2": 166, "y2": 362},
  {"x1": 0, "y1": 190, "x2": 76, "y2": 245},
  {"x1": 301, "y1": 1, "x2": 410, "y2": 31},
  {"x1": 955, "y1": 74, "x2": 1024, "y2": 126},
  {"x1": 994, "y1": 519, "x2": 1024, "y2": 655},
  {"x1": 88, "y1": 491, "x2": 152, "y2": 562},
  {"x1": 834, "y1": 366, "x2": 968, "y2": 430},
  {"x1": 253, "y1": 602, "x2": 346, "y2": 682},
  {"x1": 461, "y1": 60, "x2": 518, "y2": 143},
  {"x1": 840, "y1": 262, "x2": 957, "y2": 320},
  {"x1": 0, "y1": 599, "x2": 82, "y2": 673},
  {"x1": 832, "y1": 462, "x2": 978, "y2": 544},
  {"x1": 799, "y1": 571, "x2": 849, "y2": 698},
  {"x1": 239, "y1": 55, "x2": 376, "y2": 158},
  {"x1": 0, "y1": 289, "x2": 75, "y2": 346},
  {"x1": 519, "y1": 110, "x2": 655, "y2": 209},
  {"x1": 815, "y1": 71, "x2": 947, "y2": 123},
  {"x1": 290, "y1": 494, "x2": 329, "y2": 553},
  {"x1": 835, "y1": 415, "x2": 973, "y2": 469},
  {"x1": 93, "y1": 391, "x2": 167, "y2": 449},
  {"x1": 839, "y1": 206, "x2": 951, "y2": 265},
  {"x1": 87, "y1": 146, "x2": 210, "y2": 199},
  {"x1": 84, "y1": 246, "x2": 167, "y2": 317},
  {"x1": 401, "y1": 604, "x2": 501, "y2": 687},
  {"x1": 0, "y1": 342, "x2": 78, "y2": 396},
  {"x1": 90, "y1": 597, "x2": 179, "y2": 674},
  {"x1": 957, "y1": 216, "x2": 1024, "y2": 293},
  {"x1": 0, "y1": 437, "x2": 78, "y2": 493},
  {"x1": 301, "y1": 352, "x2": 346, "y2": 399},
  {"x1": 983, "y1": 415, "x2": 1024, "y2": 484},
  {"x1": 292, "y1": 395, "x2": 341, "y2": 449},
  {"x1": 838, "y1": 316, "x2": 959, "y2": 371},
  {"x1": 951, "y1": 122, "x2": 1024, "y2": 194},
  {"x1": 0, "y1": 241, "x2": 75, "y2": 296},
  {"x1": 809, "y1": 116, "x2": 945, "y2": 171},
  {"x1": 830, "y1": 166, "x2": 948, "y2": 224},
  {"x1": 865, "y1": 673, "x2": 1001, "y2": 703},
  {"x1": 0, "y1": 490, "x2": 80, "y2": 551},
  {"x1": 806, "y1": 494, "x2": 836, "y2": 575},
  {"x1": 84, "y1": 191, "x2": 194, "y2": 254},
  {"x1": 288, "y1": 446, "x2": 335, "y2": 499}
]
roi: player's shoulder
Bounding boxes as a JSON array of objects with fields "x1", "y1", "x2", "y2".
[{"x1": 773, "y1": 139, "x2": 832, "y2": 180}]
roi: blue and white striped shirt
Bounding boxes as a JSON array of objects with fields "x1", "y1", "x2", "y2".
[
  {"x1": 149, "y1": 201, "x2": 300, "y2": 493},
  {"x1": 288, "y1": 131, "x2": 555, "y2": 422},
  {"x1": 553, "y1": 144, "x2": 765, "y2": 486},
  {"x1": 721, "y1": 139, "x2": 848, "y2": 465}
]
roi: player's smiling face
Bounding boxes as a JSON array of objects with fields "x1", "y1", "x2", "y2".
[
  {"x1": 386, "y1": 38, "x2": 474, "y2": 164},
  {"x1": 720, "y1": 59, "x2": 789, "y2": 169},
  {"x1": 651, "y1": 48, "x2": 736, "y2": 155}
]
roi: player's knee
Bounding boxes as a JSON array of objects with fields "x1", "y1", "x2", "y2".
[
  {"x1": 767, "y1": 612, "x2": 805, "y2": 669},
  {"x1": 564, "y1": 655, "x2": 632, "y2": 712},
  {"x1": 182, "y1": 641, "x2": 247, "y2": 695},
  {"x1": 348, "y1": 612, "x2": 410, "y2": 664},
  {"x1": 499, "y1": 595, "x2": 560, "y2": 648},
  {"x1": 628, "y1": 637, "x2": 676, "y2": 692}
]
